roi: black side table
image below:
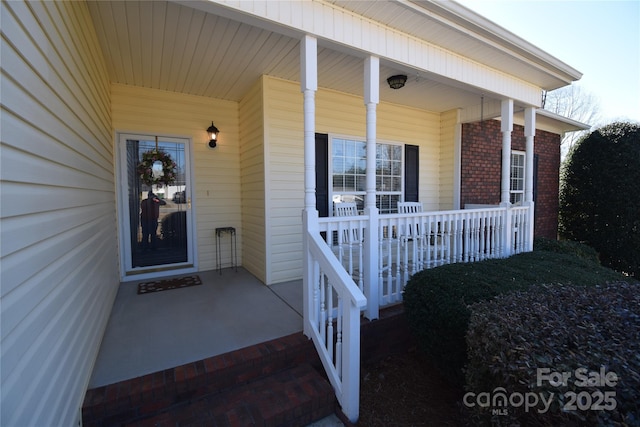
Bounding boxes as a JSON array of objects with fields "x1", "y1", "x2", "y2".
[{"x1": 215, "y1": 227, "x2": 237, "y2": 274}]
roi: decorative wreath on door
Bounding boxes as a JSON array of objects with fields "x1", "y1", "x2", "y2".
[{"x1": 136, "y1": 150, "x2": 177, "y2": 187}]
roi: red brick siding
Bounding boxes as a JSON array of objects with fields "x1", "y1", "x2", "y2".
[{"x1": 460, "y1": 120, "x2": 560, "y2": 239}]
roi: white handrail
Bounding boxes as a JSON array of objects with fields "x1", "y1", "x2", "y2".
[
  {"x1": 304, "y1": 205, "x2": 531, "y2": 421},
  {"x1": 305, "y1": 229, "x2": 366, "y2": 423}
]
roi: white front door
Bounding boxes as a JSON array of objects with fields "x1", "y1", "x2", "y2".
[{"x1": 117, "y1": 133, "x2": 196, "y2": 280}]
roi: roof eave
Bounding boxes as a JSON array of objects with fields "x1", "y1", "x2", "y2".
[
  {"x1": 535, "y1": 108, "x2": 591, "y2": 132},
  {"x1": 404, "y1": 0, "x2": 583, "y2": 89}
]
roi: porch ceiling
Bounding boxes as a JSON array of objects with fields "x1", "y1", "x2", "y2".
[{"x1": 86, "y1": 1, "x2": 575, "y2": 113}]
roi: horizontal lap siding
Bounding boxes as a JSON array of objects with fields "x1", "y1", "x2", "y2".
[
  {"x1": 0, "y1": 2, "x2": 115, "y2": 426},
  {"x1": 263, "y1": 76, "x2": 441, "y2": 284},
  {"x1": 439, "y1": 109, "x2": 459, "y2": 210},
  {"x1": 264, "y1": 78, "x2": 304, "y2": 284},
  {"x1": 111, "y1": 84, "x2": 241, "y2": 271},
  {"x1": 377, "y1": 102, "x2": 441, "y2": 211},
  {"x1": 239, "y1": 78, "x2": 267, "y2": 282}
]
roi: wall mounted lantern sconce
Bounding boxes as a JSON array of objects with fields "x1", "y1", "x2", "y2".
[
  {"x1": 207, "y1": 122, "x2": 220, "y2": 148},
  {"x1": 387, "y1": 74, "x2": 407, "y2": 89}
]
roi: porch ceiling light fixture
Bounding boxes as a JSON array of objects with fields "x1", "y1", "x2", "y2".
[
  {"x1": 387, "y1": 74, "x2": 407, "y2": 90},
  {"x1": 207, "y1": 122, "x2": 220, "y2": 148}
]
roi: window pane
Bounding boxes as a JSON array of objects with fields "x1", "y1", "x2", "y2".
[
  {"x1": 357, "y1": 159, "x2": 366, "y2": 174},
  {"x1": 344, "y1": 157, "x2": 356, "y2": 174},
  {"x1": 331, "y1": 138, "x2": 403, "y2": 214},
  {"x1": 509, "y1": 152, "x2": 525, "y2": 201},
  {"x1": 346, "y1": 141, "x2": 356, "y2": 157},
  {"x1": 391, "y1": 177, "x2": 402, "y2": 191},
  {"x1": 392, "y1": 145, "x2": 402, "y2": 160},
  {"x1": 344, "y1": 175, "x2": 355, "y2": 190},
  {"x1": 384, "y1": 176, "x2": 392, "y2": 191},
  {"x1": 376, "y1": 194, "x2": 400, "y2": 214},
  {"x1": 392, "y1": 160, "x2": 402, "y2": 175},
  {"x1": 333, "y1": 139, "x2": 344, "y2": 156},
  {"x1": 356, "y1": 142, "x2": 366, "y2": 158}
]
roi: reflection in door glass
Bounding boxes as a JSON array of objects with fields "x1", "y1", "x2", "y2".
[{"x1": 126, "y1": 139, "x2": 188, "y2": 268}]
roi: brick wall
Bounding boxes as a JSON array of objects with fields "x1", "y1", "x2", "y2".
[{"x1": 460, "y1": 120, "x2": 561, "y2": 239}]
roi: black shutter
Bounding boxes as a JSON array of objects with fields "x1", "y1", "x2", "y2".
[
  {"x1": 404, "y1": 144, "x2": 419, "y2": 202},
  {"x1": 315, "y1": 133, "x2": 329, "y2": 217}
]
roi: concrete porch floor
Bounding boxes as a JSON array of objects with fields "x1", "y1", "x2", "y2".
[{"x1": 89, "y1": 268, "x2": 305, "y2": 388}]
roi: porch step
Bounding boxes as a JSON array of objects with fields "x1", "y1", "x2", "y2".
[
  {"x1": 123, "y1": 363, "x2": 334, "y2": 427},
  {"x1": 82, "y1": 304, "x2": 411, "y2": 427},
  {"x1": 82, "y1": 332, "x2": 335, "y2": 427}
]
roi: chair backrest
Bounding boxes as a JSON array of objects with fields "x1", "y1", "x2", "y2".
[
  {"x1": 397, "y1": 201, "x2": 423, "y2": 214},
  {"x1": 397, "y1": 202, "x2": 424, "y2": 239},
  {"x1": 333, "y1": 202, "x2": 361, "y2": 243},
  {"x1": 334, "y1": 202, "x2": 358, "y2": 217}
]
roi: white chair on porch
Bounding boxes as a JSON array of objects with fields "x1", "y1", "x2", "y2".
[
  {"x1": 397, "y1": 201, "x2": 423, "y2": 214},
  {"x1": 399, "y1": 202, "x2": 449, "y2": 268},
  {"x1": 332, "y1": 202, "x2": 363, "y2": 289},
  {"x1": 334, "y1": 202, "x2": 358, "y2": 217},
  {"x1": 396, "y1": 202, "x2": 427, "y2": 276}
]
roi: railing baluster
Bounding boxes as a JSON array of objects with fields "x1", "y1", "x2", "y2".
[
  {"x1": 320, "y1": 271, "x2": 326, "y2": 343},
  {"x1": 327, "y1": 284, "x2": 334, "y2": 364},
  {"x1": 336, "y1": 297, "x2": 343, "y2": 377},
  {"x1": 309, "y1": 205, "x2": 532, "y2": 422},
  {"x1": 357, "y1": 219, "x2": 364, "y2": 291}
]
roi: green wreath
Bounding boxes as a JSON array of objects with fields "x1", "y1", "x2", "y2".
[{"x1": 136, "y1": 150, "x2": 177, "y2": 187}]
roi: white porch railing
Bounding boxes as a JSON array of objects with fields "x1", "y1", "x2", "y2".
[
  {"x1": 317, "y1": 205, "x2": 531, "y2": 316},
  {"x1": 304, "y1": 216, "x2": 367, "y2": 423},
  {"x1": 304, "y1": 205, "x2": 530, "y2": 422}
]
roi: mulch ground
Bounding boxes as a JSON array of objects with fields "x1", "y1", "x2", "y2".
[{"x1": 358, "y1": 348, "x2": 466, "y2": 426}]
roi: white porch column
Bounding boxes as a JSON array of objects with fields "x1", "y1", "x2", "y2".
[
  {"x1": 301, "y1": 35, "x2": 318, "y2": 211},
  {"x1": 524, "y1": 107, "x2": 536, "y2": 251},
  {"x1": 501, "y1": 99, "x2": 514, "y2": 257},
  {"x1": 301, "y1": 35, "x2": 318, "y2": 338},
  {"x1": 453, "y1": 109, "x2": 462, "y2": 210},
  {"x1": 500, "y1": 99, "x2": 514, "y2": 205},
  {"x1": 364, "y1": 56, "x2": 379, "y2": 210},
  {"x1": 363, "y1": 56, "x2": 379, "y2": 320}
]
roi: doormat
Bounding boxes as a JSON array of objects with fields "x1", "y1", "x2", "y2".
[{"x1": 137, "y1": 275, "x2": 202, "y2": 295}]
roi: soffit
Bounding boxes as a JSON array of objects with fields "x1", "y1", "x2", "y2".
[
  {"x1": 329, "y1": 0, "x2": 582, "y2": 90},
  {"x1": 86, "y1": 0, "x2": 579, "y2": 113},
  {"x1": 87, "y1": 0, "x2": 488, "y2": 112}
]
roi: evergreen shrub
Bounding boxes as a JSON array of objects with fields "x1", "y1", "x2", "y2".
[
  {"x1": 533, "y1": 237, "x2": 599, "y2": 264},
  {"x1": 402, "y1": 251, "x2": 627, "y2": 386},
  {"x1": 465, "y1": 282, "x2": 640, "y2": 426},
  {"x1": 559, "y1": 122, "x2": 640, "y2": 277}
]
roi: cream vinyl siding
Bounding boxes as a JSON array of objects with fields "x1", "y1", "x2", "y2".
[
  {"x1": 439, "y1": 109, "x2": 459, "y2": 210},
  {"x1": 1, "y1": 1, "x2": 114, "y2": 426},
  {"x1": 239, "y1": 77, "x2": 267, "y2": 282},
  {"x1": 262, "y1": 76, "x2": 441, "y2": 284},
  {"x1": 111, "y1": 84, "x2": 242, "y2": 272},
  {"x1": 376, "y1": 102, "x2": 441, "y2": 211},
  {"x1": 263, "y1": 78, "x2": 305, "y2": 284}
]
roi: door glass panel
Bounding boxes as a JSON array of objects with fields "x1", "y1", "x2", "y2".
[{"x1": 126, "y1": 138, "x2": 188, "y2": 268}]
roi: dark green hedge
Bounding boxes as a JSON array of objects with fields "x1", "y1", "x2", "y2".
[
  {"x1": 402, "y1": 250, "x2": 628, "y2": 386},
  {"x1": 559, "y1": 122, "x2": 640, "y2": 277},
  {"x1": 533, "y1": 237, "x2": 599, "y2": 264},
  {"x1": 466, "y1": 282, "x2": 640, "y2": 426}
]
